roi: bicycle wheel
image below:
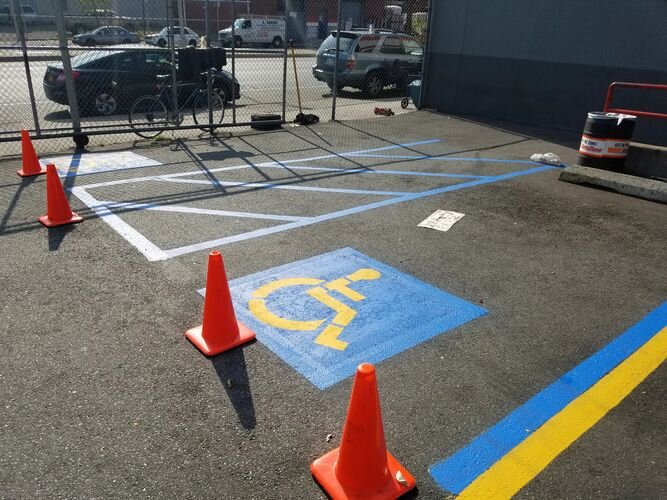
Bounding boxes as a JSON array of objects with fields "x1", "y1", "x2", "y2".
[
  {"x1": 192, "y1": 90, "x2": 225, "y2": 132},
  {"x1": 129, "y1": 96, "x2": 169, "y2": 139}
]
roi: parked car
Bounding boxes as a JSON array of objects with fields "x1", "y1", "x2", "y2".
[
  {"x1": 43, "y1": 49, "x2": 240, "y2": 116},
  {"x1": 145, "y1": 26, "x2": 199, "y2": 48},
  {"x1": 72, "y1": 26, "x2": 140, "y2": 46},
  {"x1": 0, "y1": 4, "x2": 38, "y2": 25},
  {"x1": 65, "y1": 9, "x2": 139, "y2": 34},
  {"x1": 312, "y1": 31, "x2": 423, "y2": 97},
  {"x1": 218, "y1": 18, "x2": 284, "y2": 48}
]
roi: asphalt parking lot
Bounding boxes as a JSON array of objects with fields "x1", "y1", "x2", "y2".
[{"x1": 1, "y1": 111, "x2": 665, "y2": 499}]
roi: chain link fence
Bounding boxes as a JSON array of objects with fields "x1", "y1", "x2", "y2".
[{"x1": 0, "y1": 0, "x2": 430, "y2": 157}]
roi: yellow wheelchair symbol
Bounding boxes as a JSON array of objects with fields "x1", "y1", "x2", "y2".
[{"x1": 248, "y1": 268, "x2": 381, "y2": 351}]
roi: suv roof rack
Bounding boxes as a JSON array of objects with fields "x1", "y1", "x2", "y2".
[{"x1": 349, "y1": 28, "x2": 395, "y2": 34}]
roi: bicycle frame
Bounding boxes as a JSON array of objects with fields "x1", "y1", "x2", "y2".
[{"x1": 155, "y1": 80, "x2": 207, "y2": 120}]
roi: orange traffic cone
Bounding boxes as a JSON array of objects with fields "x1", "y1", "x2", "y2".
[
  {"x1": 311, "y1": 363, "x2": 416, "y2": 499},
  {"x1": 38, "y1": 164, "x2": 83, "y2": 227},
  {"x1": 17, "y1": 129, "x2": 46, "y2": 177},
  {"x1": 186, "y1": 251, "x2": 256, "y2": 356}
]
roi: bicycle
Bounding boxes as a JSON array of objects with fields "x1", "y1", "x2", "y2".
[{"x1": 129, "y1": 73, "x2": 225, "y2": 139}]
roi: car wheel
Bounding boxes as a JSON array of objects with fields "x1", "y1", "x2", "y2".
[
  {"x1": 188, "y1": 39, "x2": 197, "y2": 47},
  {"x1": 157, "y1": 39, "x2": 166, "y2": 48},
  {"x1": 94, "y1": 92, "x2": 117, "y2": 116},
  {"x1": 363, "y1": 72, "x2": 384, "y2": 98},
  {"x1": 234, "y1": 36, "x2": 243, "y2": 48},
  {"x1": 272, "y1": 36, "x2": 283, "y2": 48}
]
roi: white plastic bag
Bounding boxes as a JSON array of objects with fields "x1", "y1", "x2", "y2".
[{"x1": 530, "y1": 152, "x2": 562, "y2": 165}]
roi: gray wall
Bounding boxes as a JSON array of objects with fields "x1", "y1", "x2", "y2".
[{"x1": 423, "y1": 0, "x2": 667, "y2": 145}]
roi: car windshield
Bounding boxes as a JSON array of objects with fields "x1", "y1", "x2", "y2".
[
  {"x1": 233, "y1": 20, "x2": 244, "y2": 29},
  {"x1": 320, "y1": 33, "x2": 357, "y2": 53}
]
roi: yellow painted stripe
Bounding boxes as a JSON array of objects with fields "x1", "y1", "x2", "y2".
[
  {"x1": 307, "y1": 287, "x2": 357, "y2": 326},
  {"x1": 458, "y1": 326, "x2": 667, "y2": 500}
]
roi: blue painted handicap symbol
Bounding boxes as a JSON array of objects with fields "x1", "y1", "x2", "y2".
[{"x1": 224, "y1": 248, "x2": 487, "y2": 389}]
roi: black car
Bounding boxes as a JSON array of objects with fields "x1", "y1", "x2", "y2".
[{"x1": 43, "y1": 49, "x2": 240, "y2": 116}]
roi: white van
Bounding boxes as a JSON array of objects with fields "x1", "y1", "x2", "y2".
[{"x1": 218, "y1": 18, "x2": 285, "y2": 48}]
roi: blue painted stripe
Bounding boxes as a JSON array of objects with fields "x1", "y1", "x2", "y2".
[
  {"x1": 283, "y1": 139, "x2": 442, "y2": 163},
  {"x1": 164, "y1": 165, "x2": 556, "y2": 257},
  {"x1": 346, "y1": 153, "x2": 541, "y2": 165},
  {"x1": 429, "y1": 302, "x2": 667, "y2": 494},
  {"x1": 243, "y1": 163, "x2": 487, "y2": 179}
]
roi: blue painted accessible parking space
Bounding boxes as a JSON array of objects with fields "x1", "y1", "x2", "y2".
[{"x1": 213, "y1": 248, "x2": 487, "y2": 389}]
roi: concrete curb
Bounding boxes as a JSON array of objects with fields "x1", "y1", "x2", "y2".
[{"x1": 559, "y1": 164, "x2": 667, "y2": 204}]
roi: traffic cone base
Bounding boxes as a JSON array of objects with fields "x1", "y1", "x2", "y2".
[
  {"x1": 17, "y1": 165, "x2": 46, "y2": 177},
  {"x1": 39, "y1": 163, "x2": 83, "y2": 227},
  {"x1": 38, "y1": 212, "x2": 83, "y2": 228},
  {"x1": 185, "y1": 320, "x2": 255, "y2": 356},
  {"x1": 311, "y1": 450, "x2": 416, "y2": 500},
  {"x1": 18, "y1": 129, "x2": 45, "y2": 177}
]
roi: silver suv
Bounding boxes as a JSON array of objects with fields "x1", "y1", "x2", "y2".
[{"x1": 312, "y1": 31, "x2": 423, "y2": 97}]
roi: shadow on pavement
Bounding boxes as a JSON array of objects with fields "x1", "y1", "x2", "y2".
[
  {"x1": 197, "y1": 149, "x2": 256, "y2": 162},
  {"x1": 0, "y1": 175, "x2": 37, "y2": 236},
  {"x1": 47, "y1": 224, "x2": 76, "y2": 251},
  {"x1": 211, "y1": 347, "x2": 257, "y2": 430}
]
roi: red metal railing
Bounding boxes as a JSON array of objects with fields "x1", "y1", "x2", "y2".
[{"x1": 603, "y1": 81, "x2": 667, "y2": 120}]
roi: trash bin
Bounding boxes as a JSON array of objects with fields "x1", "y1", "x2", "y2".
[
  {"x1": 409, "y1": 80, "x2": 422, "y2": 109},
  {"x1": 578, "y1": 112, "x2": 636, "y2": 171}
]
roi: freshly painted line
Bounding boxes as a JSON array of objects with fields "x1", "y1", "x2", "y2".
[
  {"x1": 233, "y1": 163, "x2": 487, "y2": 179},
  {"x1": 279, "y1": 139, "x2": 442, "y2": 164},
  {"x1": 429, "y1": 302, "x2": 667, "y2": 496},
  {"x1": 164, "y1": 165, "x2": 555, "y2": 258},
  {"x1": 70, "y1": 187, "x2": 169, "y2": 261},
  {"x1": 457, "y1": 325, "x2": 667, "y2": 499},
  {"x1": 74, "y1": 140, "x2": 444, "y2": 190},
  {"x1": 155, "y1": 176, "x2": 411, "y2": 196},
  {"x1": 95, "y1": 200, "x2": 309, "y2": 222},
  {"x1": 346, "y1": 153, "x2": 540, "y2": 165}
]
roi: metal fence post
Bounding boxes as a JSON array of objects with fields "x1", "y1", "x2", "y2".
[
  {"x1": 331, "y1": 0, "x2": 343, "y2": 121},
  {"x1": 54, "y1": 0, "x2": 81, "y2": 135},
  {"x1": 231, "y1": 0, "x2": 236, "y2": 124},
  {"x1": 281, "y1": 2, "x2": 288, "y2": 123},
  {"x1": 10, "y1": 0, "x2": 41, "y2": 135},
  {"x1": 168, "y1": 1, "x2": 179, "y2": 125},
  {"x1": 204, "y1": 0, "x2": 210, "y2": 47},
  {"x1": 205, "y1": 2, "x2": 213, "y2": 131}
]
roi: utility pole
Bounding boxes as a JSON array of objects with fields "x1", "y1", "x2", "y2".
[{"x1": 177, "y1": 0, "x2": 185, "y2": 37}]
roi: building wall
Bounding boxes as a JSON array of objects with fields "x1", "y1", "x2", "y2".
[{"x1": 422, "y1": 0, "x2": 667, "y2": 145}]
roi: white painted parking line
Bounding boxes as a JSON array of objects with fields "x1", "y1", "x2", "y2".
[{"x1": 69, "y1": 140, "x2": 556, "y2": 261}]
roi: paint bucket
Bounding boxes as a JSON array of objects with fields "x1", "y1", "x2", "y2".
[{"x1": 578, "y1": 112, "x2": 636, "y2": 171}]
